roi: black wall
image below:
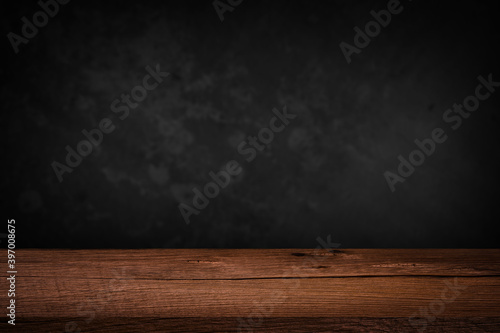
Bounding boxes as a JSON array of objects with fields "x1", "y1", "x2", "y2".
[{"x1": 2, "y1": 0, "x2": 499, "y2": 248}]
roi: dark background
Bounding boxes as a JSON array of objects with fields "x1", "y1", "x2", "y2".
[{"x1": 2, "y1": 0, "x2": 499, "y2": 248}]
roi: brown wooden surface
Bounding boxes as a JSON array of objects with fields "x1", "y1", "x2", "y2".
[{"x1": 2, "y1": 249, "x2": 500, "y2": 332}]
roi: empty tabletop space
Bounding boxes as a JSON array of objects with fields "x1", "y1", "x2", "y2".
[{"x1": 2, "y1": 249, "x2": 500, "y2": 332}]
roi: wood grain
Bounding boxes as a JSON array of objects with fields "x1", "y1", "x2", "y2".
[{"x1": 2, "y1": 249, "x2": 499, "y2": 332}]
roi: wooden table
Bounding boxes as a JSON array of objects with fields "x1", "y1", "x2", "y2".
[{"x1": 2, "y1": 249, "x2": 500, "y2": 332}]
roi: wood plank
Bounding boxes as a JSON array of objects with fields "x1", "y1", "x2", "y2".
[
  {"x1": 16, "y1": 249, "x2": 500, "y2": 279},
  {"x1": 3, "y1": 317, "x2": 500, "y2": 333},
  {"x1": 1, "y1": 249, "x2": 499, "y2": 332}
]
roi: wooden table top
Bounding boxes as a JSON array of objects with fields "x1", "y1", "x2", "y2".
[{"x1": 2, "y1": 249, "x2": 500, "y2": 332}]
